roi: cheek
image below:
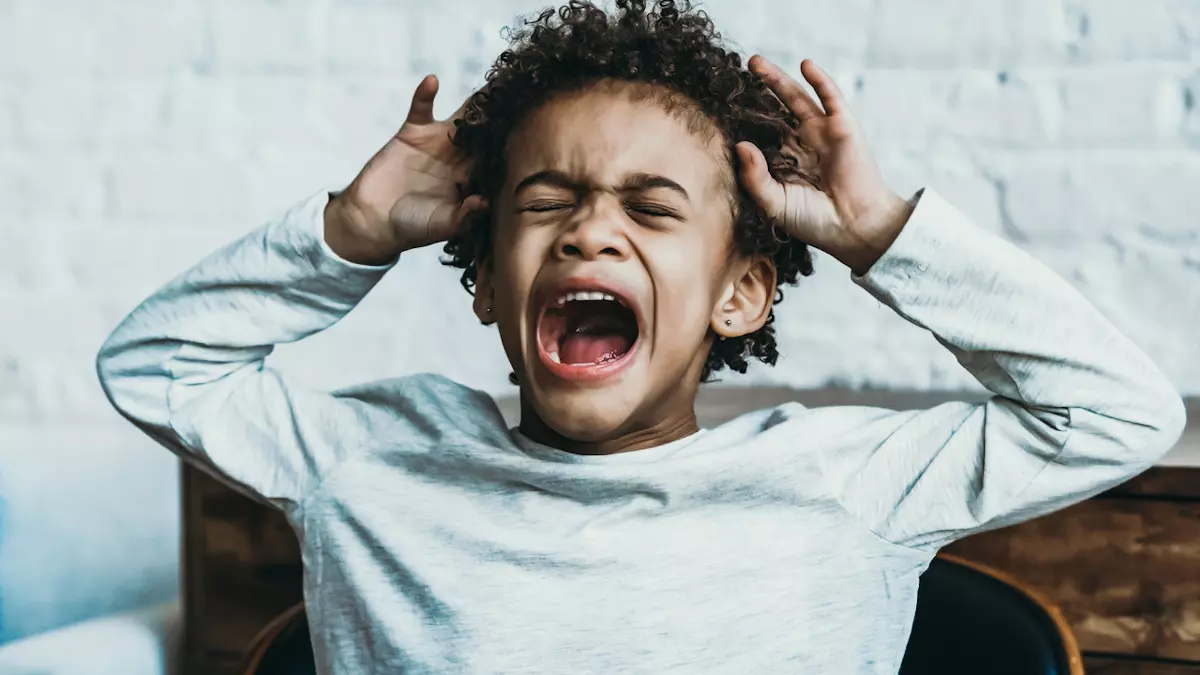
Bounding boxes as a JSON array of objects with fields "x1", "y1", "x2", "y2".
[
  {"x1": 490, "y1": 220, "x2": 545, "y2": 304},
  {"x1": 650, "y1": 238, "x2": 726, "y2": 333}
]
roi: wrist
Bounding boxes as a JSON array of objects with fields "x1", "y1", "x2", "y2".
[
  {"x1": 323, "y1": 193, "x2": 404, "y2": 266},
  {"x1": 828, "y1": 193, "x2": 914, "y2": 276}
]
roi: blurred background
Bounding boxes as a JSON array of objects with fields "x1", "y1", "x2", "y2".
[{"x1": 1, "y1": 0, "x2": 1198, "y2": 673}]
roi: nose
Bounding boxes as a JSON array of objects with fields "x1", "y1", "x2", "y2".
[{"x1": 553, "y1": 201, "x2": 630, "y2": 262}]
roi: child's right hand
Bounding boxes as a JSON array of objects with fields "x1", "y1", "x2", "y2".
[{"x1": 324, "y1": 75, "x2": 487, "y2": 265}]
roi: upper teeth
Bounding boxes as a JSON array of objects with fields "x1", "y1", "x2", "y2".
[{"x1": 554, "y1": 291, "x2": 617, "y2": 306}]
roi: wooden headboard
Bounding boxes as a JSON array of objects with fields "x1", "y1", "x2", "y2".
[{"x1": 180, "y1": 388, "x2": 1200, "y2": 675}]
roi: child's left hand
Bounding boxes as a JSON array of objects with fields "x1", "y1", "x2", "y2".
[{"x1": 738, "y1": 56, "x2": 914, "y2": 276}]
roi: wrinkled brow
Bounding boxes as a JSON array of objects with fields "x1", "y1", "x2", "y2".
[{"x1": 514, "y1": 169, "x2": 691, "y2": 202}]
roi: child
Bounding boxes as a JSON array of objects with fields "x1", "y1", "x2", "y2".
[{"x1": 97, "y1": 1, "x2": 1185, "y2": 673}]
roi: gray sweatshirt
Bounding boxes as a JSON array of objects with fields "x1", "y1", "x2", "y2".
[{"x1": 96, "y1": 188, "x2": 1185, "y2": 675}]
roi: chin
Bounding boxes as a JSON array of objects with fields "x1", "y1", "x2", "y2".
[{"x1": 528, "y1": 386, "x2": 642, "y2": 442}]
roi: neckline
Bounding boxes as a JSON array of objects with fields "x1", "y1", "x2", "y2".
[{"x1": 509, "y1": 427, "x2": 709, "y2": 465}]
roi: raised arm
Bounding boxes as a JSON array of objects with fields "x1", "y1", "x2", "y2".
[
  {"x1": 97, "y1": 76, "x2": 488, "y2": 511},
  {"x1": 740, "y1": 57, "x2": 1185, "y2": 549}
]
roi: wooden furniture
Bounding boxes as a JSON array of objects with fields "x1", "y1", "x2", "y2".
[
  {"x1": 944, "y1": 467, "x2": 1200, "y2": 673},
  {"x1": 182, "y1": 389, "x2": 1200, "y2": 675}
]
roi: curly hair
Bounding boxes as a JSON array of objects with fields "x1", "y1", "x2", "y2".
[{"x1": 442, "y1": 0, "x2": 817, "y2": 382}]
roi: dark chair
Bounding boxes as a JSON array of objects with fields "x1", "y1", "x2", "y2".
[
  {"x1": 242, "y1": 554, "x2": 1083, "y2": 675},
  {"x1": 899, "y1": 554, "x2": 1083, "y2": 675},
  {"x1": 241, "y1": 603, "x2": 315, "y2": 675}
]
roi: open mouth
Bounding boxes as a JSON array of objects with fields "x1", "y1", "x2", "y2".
[{"x1": 536, "y1": 288, "x2": 641, "y2": 377}]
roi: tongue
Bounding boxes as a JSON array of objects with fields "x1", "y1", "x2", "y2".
[{"x1": 560, "y1": 332, "x2": 632, "y2": 365}]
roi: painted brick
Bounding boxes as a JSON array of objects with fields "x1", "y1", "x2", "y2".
[
  {"x1": 327, "y1": 6, "x2": 414, "y2": 72},
  {"x1": 0, "y1": 0, "x2": 1195, "y2": 428},
  {"x1": 1057, "y1": 67, "x2": 1188, "y2": 146},
  {"x1": 995, "y1": 151, "x2": 1200, "y2": 241},
  {"x1": 3, "y1": 1, "x2": 206, "y2": 75},
  {"x1": 856, "y1": 69, "x2": 1059, "y2": 149},
  {"x1": 867, "y1": 0, "x2": 1070, "y2": 68},
  {"x1": 209, "y1": 0, "x2": 325, "y2": 73},
  {"x1": 11, "y1": 78, "x2": 172, "y2": 152},
  {"x1": 1064, "y1": 0, "x2": 1195, "y2": 62},
  {"x1": 104, "y1": 155, "x2": 251, "y2": 222},
  {"x1": 0, "y1": 155, "x2": 107, "y2": 222},
  {"x1": 713, "y1": 0, "x2": 874, "y2": 69},
  {"x1": 0, "y1": 81, "x2": 16, "y2": 145}
]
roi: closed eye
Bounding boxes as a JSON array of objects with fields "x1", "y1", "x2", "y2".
[
  {"x1": 523, "y1": 202, "x2": 573, "y2": 213},
  {"x1": 521, "y1": 201, "x2": 678, "y2": 218},
  {"x1": 627, "y1": 204, "x2": 678, "y2": 218}
]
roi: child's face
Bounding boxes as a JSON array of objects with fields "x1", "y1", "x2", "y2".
[{"x1": 475, "y1": 83, "x2": 773, "y2": 444}]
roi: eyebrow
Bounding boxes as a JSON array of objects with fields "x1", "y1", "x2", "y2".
[{"x1": 513, "y1": 170, "x2": 691, "y2": 202}]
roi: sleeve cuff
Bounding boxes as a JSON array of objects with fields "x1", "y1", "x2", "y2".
[
  {"x1": 851, "y1": 187, "x2": 954, "y2": 299},
  {"x1": 309, "y1": 191, "x2": 399, "y2": 273},
  {"x1": 266, "y1": 191, "x2": 394, "y2": 306}
]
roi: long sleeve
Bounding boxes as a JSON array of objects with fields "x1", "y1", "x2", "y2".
[
  {"x1": 96, "y1": 192, "x2": 401, "y2": 512},
  {"x1": 818, "y1": 189, "x2": 1187, "y2": 551}
]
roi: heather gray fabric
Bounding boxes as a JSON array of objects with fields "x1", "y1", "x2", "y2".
[{"x1": 97, "y1": 189, "x2": 1185, "y2": 674}]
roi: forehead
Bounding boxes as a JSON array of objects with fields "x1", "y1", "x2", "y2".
[{"x1": 505, "y1": 83, "x2": 732, "y2": 196}]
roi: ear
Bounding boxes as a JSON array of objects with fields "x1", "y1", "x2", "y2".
[
  {"x1": 472, "y1": 258, "x2": 497, "y2": 326},
  {"x1": 712, "y1": 257, "x2": 776, "y2": 339}
]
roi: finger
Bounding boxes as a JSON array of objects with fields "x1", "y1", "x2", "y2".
[
  {"x1": 452, "y1": 195, "x2": 489, "y2": 236},
  {"x1": 450, "y1": 157, "x2": 474, "y2": 185},
  {"x1": 735, "y1": 142, "x2": 785, "y2": 217},
  {"x1": 456, "y1": 194, "x2": 488, "y2": 221},
  {"x1": 433, "y1": 195, "x2": 489, "y2": 237},
  {"x1": 800, "y1": 59, "x2": 848, "y2": 117},
  {"x1": 748, "y1": 55, "x2": 824, "y2": 124},
  {"x1": 404, "y1": 74, "x2": 439, "y2": 127}
]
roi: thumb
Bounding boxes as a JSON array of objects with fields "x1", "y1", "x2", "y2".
[
  {"x1": 402, "y1": 74, "x2": 439, "y2": 129},
  {"x1": 434, "y1": 194, "x2": 489, "y2": 239},
  {"x1": 454, "y1": 194, "x2": 489, "y2": 225},
  {"x1": 736, "y1": 142, "x2": 786, "y2": 217}
]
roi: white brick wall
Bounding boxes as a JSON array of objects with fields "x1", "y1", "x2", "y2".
[{"x1": 2, "y1": 0, "x2": 1198, "y2": 426}]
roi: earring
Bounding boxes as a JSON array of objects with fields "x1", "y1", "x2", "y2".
[
  {"x1": 724, "y1": 319, "x2": 732, "y2": 326},
  {"x1": 486, "y1": 307, "x2": 493, "y2": 313}
]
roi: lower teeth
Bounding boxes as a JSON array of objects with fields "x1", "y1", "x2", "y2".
[{"x1": 547, "y1": 350, "x2": 625, "y2": 366}]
